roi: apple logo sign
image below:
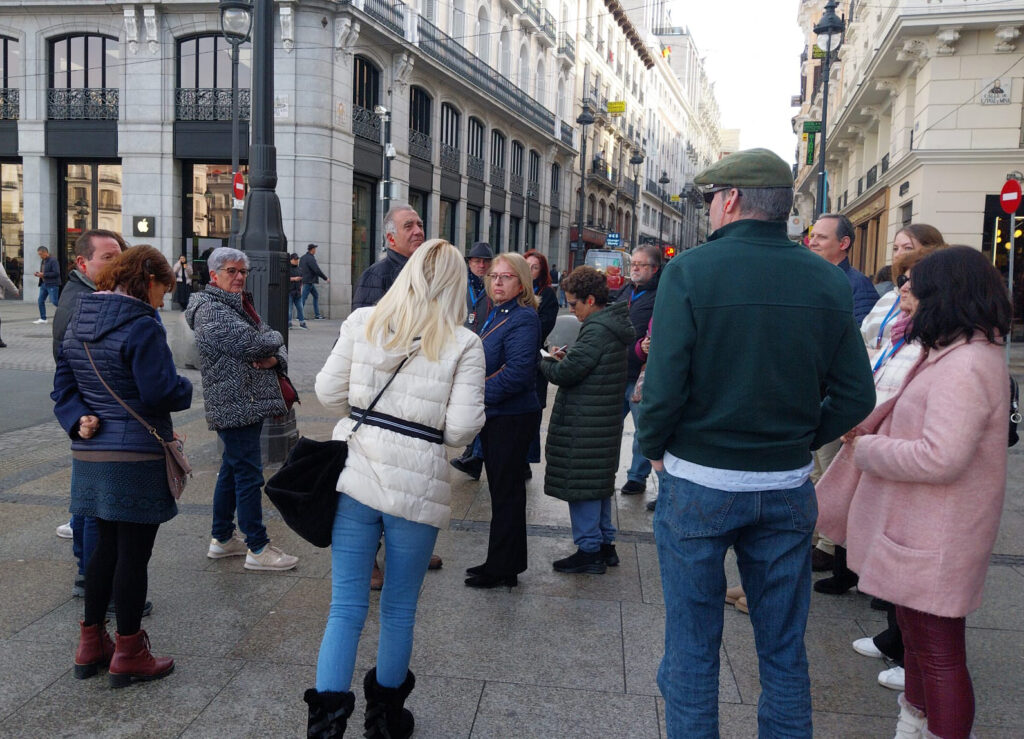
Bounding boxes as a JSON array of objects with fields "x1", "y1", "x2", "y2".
[
  {"x1": 137, "y1": 218, "x2": 150, "y2": 234},
  {"x1": 133, "y1": 216, "x2": 156, "y2": 237}
]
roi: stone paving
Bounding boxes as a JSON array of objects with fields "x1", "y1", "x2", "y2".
[{"x1": 0, "y1": 297, "x2": 1022, "y2": 738}]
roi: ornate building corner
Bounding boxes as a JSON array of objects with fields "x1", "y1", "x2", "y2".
[
  {"x1": 392, "y1": 52, "x2": 414, "y2": 90},
  {"x1": 934, "y1": 27, "x2": 961, "y2": 56},
  {"x1": 334, "y1": 17, "x2": 360, "y2": 64},
  {"x1": 123, "y1": 7, "x2": 138, "y2": 56}
]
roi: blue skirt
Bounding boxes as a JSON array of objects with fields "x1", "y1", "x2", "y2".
[{"x1": 70, "y1": 459, "x2": 178, "y2": 525}]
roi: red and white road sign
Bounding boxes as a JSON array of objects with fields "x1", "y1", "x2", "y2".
[
  {"x1": 1001, "y1": 179, "x2": 1022, "y2": 215},
  {"x1": 232, "y1": 171, "x2": 245, "y2": 201}
]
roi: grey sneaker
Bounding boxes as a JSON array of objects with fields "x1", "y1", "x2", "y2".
[
  {"x1": 298, "y1": 323, "x2": 310, "y2": 330},
  {"x1": 245, "y1": 544, "x2": 298, "y2": 571},
  {"x1": 207, "y1": 534, "x2": 247, "y2": 559},
  {"x1": 72, "y1": 576, "x2": 85, "y2": 598},
  {"x1": 56, "y1": 522, "x2": 73, "y2": 539}
]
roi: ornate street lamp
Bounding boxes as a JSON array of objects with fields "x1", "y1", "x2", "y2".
[
  {"x1": 629, "y1": 151, "x2": 644, "y2": 250},
  {"x1": 813, "y1": 0, "x2": 844, "y2": 219},
  {"x1": 657, "y1": 170, "x2": 670, "y2": 250},
  {"x1": 575, "y1": 101, "x2": 595, "y2": 259},
  {"x1": 219, "y1": 0, "x2": 253, "y2": 245}
]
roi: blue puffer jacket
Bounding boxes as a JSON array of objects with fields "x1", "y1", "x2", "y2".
[
  {"x1": 52, "y1": 292, "x2": 193, "y2": 452},
  {"x1": 481, "y1": 300, "x2": 541, "y2": 417}
]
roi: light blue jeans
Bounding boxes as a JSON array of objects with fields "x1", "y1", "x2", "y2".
[
  {"x1": 567, "y1": 498, "x2": 615, "y2": 553},
  {"x1": 654, "y1": 472, "x2": 816, "y2": 738},
  {"x1": 623, "y1": 382, "x2": 652, "y2": 484},
  {"x1": 38, "y1": 285, "x2": 58, "y2": 319},
  {"x1": 316, "y1": 494, "x2": 438, "y2": 691}
]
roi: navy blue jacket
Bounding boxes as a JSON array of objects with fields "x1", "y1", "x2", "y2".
[
  {"x1": 52, "y1": 293, "x2": 193, "y2": 453},
  {"x1": 838, "y1": 257, "x2": 879, "y2": 325},
  {"x1": 481, "y1": 300, "x2": 541, "y2": 417},
  {"x1": 40, "y1": 255, "x2": 60, "y2": 287},
  {"x1": 465, "y1": 271, "x2": 491, "y2": 334},
  {"x1": 352, "y1": 248, "x2": 408, "y2": 310},
  {"x1": 611, "y1": 268, "x2": 661, "y2": 381}
]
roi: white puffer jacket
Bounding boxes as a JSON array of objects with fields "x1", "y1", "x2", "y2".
[{"x1": 315, "y1": 307, "x2": 486, "y2": 529}]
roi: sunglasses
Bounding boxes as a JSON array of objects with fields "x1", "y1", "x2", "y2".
[
  {"x1": 897, "y1": 274, "x2": 911, "y2": 288},
  {"x1": 702, "y1": 186, "x2": 738, "y2": 205}
]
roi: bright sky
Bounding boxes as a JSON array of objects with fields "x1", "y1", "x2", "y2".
[{"x1": 671, "y1": 0, "x2": 805, "y2": 162}]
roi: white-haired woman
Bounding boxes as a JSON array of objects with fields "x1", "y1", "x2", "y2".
[{"x1": 307, "y1": 239, "x2": 485, "y2": 738}]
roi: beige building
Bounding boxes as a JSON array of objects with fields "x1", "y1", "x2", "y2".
[{"x1": 793, "y1": 0, "x2": 1024, "y2": 278}]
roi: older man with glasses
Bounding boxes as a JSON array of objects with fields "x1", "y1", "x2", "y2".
[{"x1": 185, "y1": 247, "x2": 299, "y2": 572}]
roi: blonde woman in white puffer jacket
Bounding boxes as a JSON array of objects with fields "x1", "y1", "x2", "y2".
[{"x1": 307, "y1": 239, "x2": 485, "y2": 737}]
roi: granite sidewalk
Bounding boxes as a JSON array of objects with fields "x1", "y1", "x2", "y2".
[{"x1": 0, "y1": 297, "x2": 1022, "y2": 738}]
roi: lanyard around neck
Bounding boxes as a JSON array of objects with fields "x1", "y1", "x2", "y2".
[{"x1": 875, "y1": 296, "x2": 901, "y2": 349}]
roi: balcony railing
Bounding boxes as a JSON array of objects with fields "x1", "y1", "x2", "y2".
[
  {"x1": 527, "y1": 179, "x2": 539, "y2": 199},
  {"x1": 352, "y1": 105, "x2": 382, "y2": 143},
  {"x1": 881, "y1": 153, "x2": 890, "y2": 174},
  {"x1": 47, "y1": 88, "x2": 118, "y2": 120},
  {"x1": 0, "y1": 88, "x2": 17, "y2": 120},
  {"x1": 509, "y1": 172, "x2": 524, "y2": 195},
  {"x1": 560, "y1": 121, "x2": 574, "y2": 147},
  {"x1": 866, "y1": 164, "x2": 877, "y2": 189},
  {"x1": 523, "y1": 0, "x2": 541, "y2": 28},
  {"x1": 467, "y1": 154, "x2": 485, "y2": 180},
  {"x1": 490, "y1": 164, "x2": 506, "y2": 189},
  {"x1": 557, "y1": 34, "x2": 576, "y2": 63},
  {"x1": 409, "y1": 129, "x2": 432, "y2": 161},
  {"x1": 585, "y1": 21, "x2": 593, "y2": 42},
  {"x1": 175, "y1": 88, "x2": 250, "y2": 121},
  {"x1": 364, "y1": 0, "x2": 405, "y2": 35},
  {"x1": 440, "y1": 142, "x2": 460, "y2": 173},
  {"x1": 542, "y1": 10, "x2": 556, "y2": 45}
]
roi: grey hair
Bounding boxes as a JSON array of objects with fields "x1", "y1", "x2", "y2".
[
  {"x1": 208, "y1": 247, "x2": 250, "y2": 272},
  {"x1": 632, "y1": 244, "x2": 663, "y2": 268},
  {"x1": 817, "y1": 213, "x2": 856, "y2": 247},
  {"x1": 383, "y1": 203, "x2": 415, "y2": 238},
  {"x1": 737, "y1": 187, "x2": 794, "y2": 222}
]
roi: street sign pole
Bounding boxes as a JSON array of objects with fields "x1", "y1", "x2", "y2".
[{"x1": 1000, "y1": 176, "x2": 1023, "y2": 360}]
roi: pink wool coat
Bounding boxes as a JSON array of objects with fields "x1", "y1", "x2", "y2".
[{"x1": 816, "y1": 336, "x2": 1008, "y2": 618}]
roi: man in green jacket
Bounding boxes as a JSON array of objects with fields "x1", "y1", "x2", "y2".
[{"x1": 637, "y1": 148, "x2": 874, "y2": 738}]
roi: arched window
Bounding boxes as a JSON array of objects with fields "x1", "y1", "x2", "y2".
[
  {"x1": 49, "y1": 34, "x2": 119, "y2": 119},
  {"x1": 451, "y1": 0, "x2": 466, "y2": 40},
  {"x1": 498, "y1": 27, "x2": 511, "y2": 78},
  {"x1": 476, "y1": 9, "x2": 489, "y2": 64},
  {"x1": 352, "y1": 56, "x2": 381, "y2": 142},
  {"x1": 176, "y1": 34, "x2": 252, "y2": 121},
  {"x1": 534, "y1": 59, "x2": 546, "y2": 107},
  {"x1": 517, "y1": 44, "x2": 529, "y2": 91},
  {"x1": 409, "y1": 85, "x2": 433, "y2": 161},
  {"x1": 0, "y1": 36, "x2": 20, "y2": 120},
  {"x1": 587, "y1": 194, "x2": 596, "y2": 224},
  {"x1": 440, "y1": 103, "x2": 460, "y2": 173},
  {"x1": 556, "y1": 77, "x2": 565, "y2": 120}
]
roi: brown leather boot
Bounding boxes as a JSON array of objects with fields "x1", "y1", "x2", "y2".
[
  {"x1": 370, "y1": 559, "x2": 384, "y2": 591},
  {"x1": 74, "y1": 621, "x2": 115, "y2": 679},
  {"x1": 108, "y1": 629, "x2": 174, "y2": 688}
]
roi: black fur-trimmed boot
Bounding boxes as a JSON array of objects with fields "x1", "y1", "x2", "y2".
[
  {"x1": 303, "y1": 688, "x2": 355, "y2": 738},
  {"x1": 363, "y1": 668, "x2": 415, "y2": 739}
]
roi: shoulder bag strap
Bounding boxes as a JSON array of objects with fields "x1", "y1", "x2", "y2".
[
  {"x1": 350, "y1": 356, "x2": 409, "y2": 435},
  {"x1": 83, "y1": 342, "x2": 166, "y2": 443}
]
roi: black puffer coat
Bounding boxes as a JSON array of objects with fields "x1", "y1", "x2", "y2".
[{"x1": 539, "y1": 299, "x2": 635, "y2": 502}]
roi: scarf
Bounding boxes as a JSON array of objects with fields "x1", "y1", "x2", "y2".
[{"x1": 890, "y1": 313, "x2": 913, "y2": 345}]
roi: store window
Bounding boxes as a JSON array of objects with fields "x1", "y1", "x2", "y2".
[
  {"x1": 489, "y1": 210, "x2": 503, "y2": 251},
  {"x1": 0, "y1": 36, "x2": 20, "y2": 120},
  {"x1": 1, "y1": 163, "x2": 23, "y2": 284},
  {"x1": 509, "y1": 215, "x2": 521, "y2": 252},
  {"x1": 408, "y1": 189, "x2": 429, "y2": 232},
  {"x1": 466, "y1": 205, "x2": 481, "y2": 250},
  {"x1": 439, "y1": 198, "x2": 457, "y2": 243}
]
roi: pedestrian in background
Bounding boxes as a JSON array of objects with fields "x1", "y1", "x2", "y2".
[
  {"x1": 172, "y1": 255, "x2": 192, "y2": 310},
  {"x1": 0, "y1": 257, "x2": 20, "y2": 347},
  {"x1": 300, "y1": 243, "x2": 330, "y2": 320},
  {"x1": 288, "y1": 253, "x2": 308, "y2": 330},
  {"x1": 307, "y1": 239, "x2": 484, "y2": 738},
  {"x1": 33, "y1": 245, "x2": 60, "y2": 324},
  {"x1": 817, "y1": 246, "x2": 1011, "y2": 739},
  {"x1": 540, "y1": 265, "x2": 633, "y2": 575},
  {"x1": 524, "y1": 249, "x2": 559, "y2": 475},
  {"x1": 185, "y1": 247, "x2": 299, "y2": 572},
  {"x1": 52, "y1": 245, "x2": 191, "y2": 687}
]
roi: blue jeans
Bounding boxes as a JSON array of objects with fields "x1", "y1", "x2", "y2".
[
  {"x1": 316, "y1": 494, "x2": 438, "y2": 691},
  {"x1": 71, "y1": 514, "x2": 99, "y2": 577},
  {"x1": 623, "y1": 382, "x2": 651, "y2": 484},
  {"x1": 654, "y1": 472, "x2": 816, "y2": 738},
  {"x1": 212, "y1": 421, "x2": 269, "y2": 552},
  {"x1": 301, "y1": 283, "x2": 321, "y2": 318},
  {"x1": 567, "y1": 498, "x2": 615, "y2": 553},
  {"x1": 288, "y1": 293, "x2": 305, "y2": 324},
  {"x1": 38, "y1": 285, "x2": 58, "y2": 319}
]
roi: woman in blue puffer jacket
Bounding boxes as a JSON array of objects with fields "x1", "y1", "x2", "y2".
[{"x1": 52, "y1": 245, "x2": 192, "y2": 688}]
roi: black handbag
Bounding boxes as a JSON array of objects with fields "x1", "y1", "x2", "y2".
[{"x1": 264, "y1": 358, "x2": 408, "y2": 547}]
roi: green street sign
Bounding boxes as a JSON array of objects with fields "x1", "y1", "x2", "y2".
[
  {"x1": 806, "y1": 132, "x2": 816, "y2": 165},
  {"x1": 803, "y1": 121, "x2": 822, "y2": 133}
]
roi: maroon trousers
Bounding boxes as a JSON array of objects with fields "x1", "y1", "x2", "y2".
[{"x1": 895, "y1": 605, "x2": 974, "y2": 738}]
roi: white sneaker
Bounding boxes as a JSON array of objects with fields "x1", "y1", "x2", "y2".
[
  {"x1": 207, "y1": 533, "x2": 248, "y2": 559},
  {"x1": 33, "y1": 318, "x2": 47, "y2": 324},
  {"x1": 878, "y1": 666, "x2": 905, "y2": 691},
  {"x1": 852, "y1": 637, "x2": 884, "y2": 659},
  {"x1": 56, "y1": 522, "x2": 73, "y2": 539},
  {"x1": 244, "y1": 544, "x2": 298, "y2": 571}
]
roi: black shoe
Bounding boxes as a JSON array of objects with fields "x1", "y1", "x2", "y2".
[
  {"x1": 811, "y1": 547, "x2": 835, "y2": 572},
  {"x1": 450, "y1": 456, "x2": 482, "y2": 480},
  {"x1": 523, "y1": 465, "x2": 532, "y2": 480},
  {"x1": 363, "y1": 668, "x2": 415, "y2": 739},
  {"x1": 464, "y1": 573, "x2": 518, "y2": 589},
  {"x1": 645, "y1": 498, "x2": 657, "y2": 511},
  {"x1": 106, "y1": 600, "x2": 153, "y2": 618},
  {"x1": 870, "y1": 597, "x2": 890, "y2": 611},
  {"x1": 553, "y1": 548, "x2": 607, "y2": 574},
  {"x1": 0, "y1": 340, "x2": 6, "y2": 348},
  {"x1": 813, "y1": 546, "x2": 858, "y2": 595},
  {"x1": 600, "y1": 543, "x2": 619, "y2": 567},
  {"x1": 303, "y1": 687, "x2": 355, "y2": 738},
  {"x1": 621, "y1": 480, "x2": 645, "y2": 495},
  {"x1": 465, "y1": 563, "x2": 488, "y2": 576}
]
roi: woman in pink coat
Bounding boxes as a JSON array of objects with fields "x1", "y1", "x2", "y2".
[{"x1": 816, "y1": 247, "x2": 1011, "y2": 739}]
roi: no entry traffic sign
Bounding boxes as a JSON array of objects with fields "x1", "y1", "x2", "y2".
[
  {"x1": 1001, "y1": 178, "x2": 1022, "y2": 214},
  {"x1": 232, "y1": 171, "x2": 245, "y2": 201}
]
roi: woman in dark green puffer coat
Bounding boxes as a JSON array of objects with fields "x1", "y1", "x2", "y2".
[{"x1": 540, "y1": 266, "x2": 635, "y2": 575}]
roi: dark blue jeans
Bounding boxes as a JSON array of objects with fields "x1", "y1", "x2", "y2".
[
  {"x1": 288, "y1": 293, "x2": 305, "y2": 324},
  {"x1": 301, "y1": 283, "x2": 322, "y2": 318},
  {"x1": 71, "y1": 514, "x2": 99, "y2": 577},
  {"x1": 654, "y1": 472, "x2": 816, "y2": 738},
  {"x1": 38, "y1": 285, "x2": 58, "y2": 319},
  {"x1": 212, "y1": 421, "x2": 269, "y2": 552}
]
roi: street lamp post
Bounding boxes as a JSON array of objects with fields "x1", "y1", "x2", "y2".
[
  {"x1": 219, "y1": 0, "x2": 253, "y2": 246},
  {"x1": 575, "y1": 101, "x2": 595, "y2": 262},
  {"x1": 629, "y1": 151, "x2": 644, "y2": 250},
  {"x1": 657, "y1": 171, "x2": 669, "y2": 250},
  {"x1": 813, "y1": 0, "x2": 845, "y2": 219}
]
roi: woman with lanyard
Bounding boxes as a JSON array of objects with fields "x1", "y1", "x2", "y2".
[
  {"x1": 465, "y1": 253, "x2": 541, "y2": 589},
  {"x1": 524, "y1": 249, "x2": 559, "y2": 476}
]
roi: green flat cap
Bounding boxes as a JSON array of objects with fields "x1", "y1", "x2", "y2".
[{"x1": 694, "y1": 147, "x2": 794, "y2": 189}]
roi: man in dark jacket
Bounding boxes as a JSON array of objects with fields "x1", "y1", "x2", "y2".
[
  {"x1": 465, "y1": 241, "x2": 493, "y2": 333},
  {"x1": 611, "y1": 243, "x2": 662, "y2": 496},
  {"x1": 638, "y1": 149, "x2": 875, "y2": 737},
  {"x1": 351, "y1": 204, "x2": 424, "y2": 310},
  {"x1": 287, "y1": 253, "x2": 308, "y2": 330},
  {"x1": 299, "y1": 243, "x2": 330, "y2": 319},
  {"x1": 33, "y1": 246, "x2": 61, "y2": 323},
  {"x1": 808, "y1": 213, "x2": 879, "y2": 324}
]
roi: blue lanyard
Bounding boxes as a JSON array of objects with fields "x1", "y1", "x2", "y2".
[
  {"x1": 875, "y1": 296, "x2": 901, "y2": 349},
  {"x1": 629, "y1": 288, "x2": 647, "y2": 306},
  {"x1": 873, "y1": 339, "x2": 905, "y2": 374},
  {"x1": 480, "y1": 306, "x2": 499, "y2": 334},
  {"x1": 468, "y1": 284, "x2": 484, "y2": 305}
]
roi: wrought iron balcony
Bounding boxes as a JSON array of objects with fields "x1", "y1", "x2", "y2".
[
  {"x1": 467, "y1": 154, "x2": 485, "y2": 181},
  {"x1": 490, "y1": 164, "x2": 506, "y2": 189},
  {"x1": 175, "y1": 88, "x2": 250, "y2": 121},
  {"x1": 560, "y1": 121, "x2": 574, "y2": 147},
  {"x1": 585, "y1": 21, "x2": 593, "y2": 42},
  {"x1": 48, "y1": 88, "x2": 118, "y2": 120},
  {"x1": 881, "y1": 153, "x2": 890, "y2": 174},
  {"x1": 527, "y1": 179, "x2": 539, "y2": 199},
  {"x1": 522, "y1": 0, "x2": 541, "y2": 31},
  {"x1": 509, "y1": 172, "x2": 524, "y2": 196},
  {"x1": 409, "y1": 129, "x2": 432, "y2": 161},
  {"x1": 541, "y1": 10, "x2": 557, "y2": 45},
  {"x1": 364, "y1": 0, "x2": 405, "y2": 35},
  {"x1": 499, "y1": 0, "x2": 524, "y2": 15},
  {"x1": 557, "y1": 34, "x2": 575, "y2": 64},
  {"x1": 0, "y1": 88, "x2": 18, "y2": 120},
  {"x1": 440, "y1": 142, "x2": 460, "y2": 173},
  {"x1": 866, "y1": 164, "x2": 877, "y2": 189},
  {"x1": 352, "y1": 105, "x2": 382, "y2": 143}
]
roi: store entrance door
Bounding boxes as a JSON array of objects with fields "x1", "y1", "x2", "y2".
[{"x1": 59, "y1": 161, "x2": 122, "y2": 280}]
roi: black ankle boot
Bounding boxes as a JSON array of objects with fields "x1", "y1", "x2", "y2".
[
  {"x1": 813, "y1": 545, "x2": 859, "y2": 595},
  {"x1": 303, "y1": 688, "x2": 355, "y2": 738},
  {"x1": 363, "y1": 668, "x2": 415, "y2": 739}
]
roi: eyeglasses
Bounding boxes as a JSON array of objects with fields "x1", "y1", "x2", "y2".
[
  {"x1": 702, "y1": 186, "x2": 738, "y2": 205},
  {"x1": 897, "y1": 274, "x2": 911, "y2": 288},
  {"x1": 219, "y1": 267, "x2": 250, "y2": 277},
  {"x1": 487, "y1": 273, "x2": 518, "y2": 283},
  {"x1": 631, "y1": 262, "x2": 656, "y2": 270}
]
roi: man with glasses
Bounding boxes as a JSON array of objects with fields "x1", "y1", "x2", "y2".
[
  {"x1": 637, "y1": 149, "x2": 874, "y2": 737},
  {"x1": 185, "y1": 247, "x2": 299, "y2": 572},
  {"x1": 612, "y1": 244, "x2": 662, "y2": 498}
]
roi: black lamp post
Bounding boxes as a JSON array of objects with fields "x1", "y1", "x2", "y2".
[
  {"x1": 657, "y1": 171, "x2": 669, "y2": 249},
  {"x1": 219, "y1": 0, "x2": 253, "y2": 245},
  {"x1": 813, "y1": 0, "x2": 844, "y2": 219},
  {"x1": 575, "y1": 101, "x2": 595, "y2": 258},
  {"x1": 629, "y1": 151, "x2": 644, "y2": 250}
]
